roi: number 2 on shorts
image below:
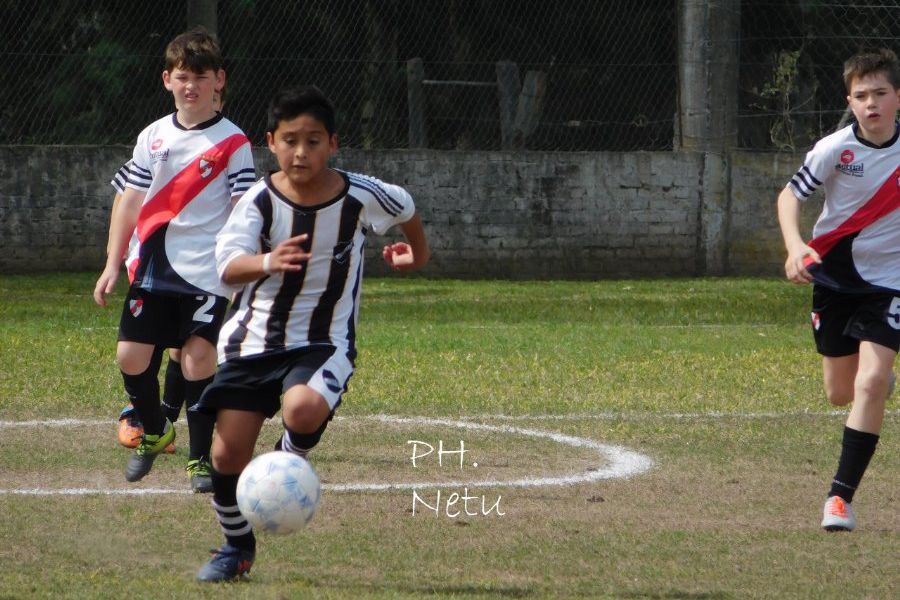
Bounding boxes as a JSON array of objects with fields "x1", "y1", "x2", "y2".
[{"x1": 193, "y1": 295, "x2": 216, "y2": 324}]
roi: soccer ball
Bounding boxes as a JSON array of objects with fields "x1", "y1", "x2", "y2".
[{"x1": 236, "y1": 451, "x2": 321, "y2": 535}]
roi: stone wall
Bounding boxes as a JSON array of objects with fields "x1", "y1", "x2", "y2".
[{"x1": 0, "y1": 146, "x2": 820, "y2": 278}]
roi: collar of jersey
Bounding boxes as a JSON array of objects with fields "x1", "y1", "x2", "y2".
[
  {"x1": 171, "y1": 111, "x2": 224, "y2": 131},
  {"x1": 852, "y1": 121, "x2": 899, "y2": 149},
  {"x1": 266, "y1": 170, "x2": 350, "y2": 212}
]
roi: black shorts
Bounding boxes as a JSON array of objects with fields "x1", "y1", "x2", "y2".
[
  {"x1": 118, "y1": 286, "x2": 229, "y2": 349},
  {"x1": 196, "y1": 345, "x2": 353, "y2": 418},
  {"x1": 811, "y1": 285, "x2": 900, "y2": 356}
]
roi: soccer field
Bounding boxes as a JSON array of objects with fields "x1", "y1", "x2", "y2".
[{"x1": 0, "y1": 273, "x2": 897, "y2": 599}]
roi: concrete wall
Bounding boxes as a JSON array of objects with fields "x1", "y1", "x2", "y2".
[{"x1": 0, "y1": 146, "x2": 821, "y2": 278}]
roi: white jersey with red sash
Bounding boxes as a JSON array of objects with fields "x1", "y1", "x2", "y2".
[
  {"x1": 788, "y1": 122, "x2": 900, "y2": 292},
  {"x1": 124, "y1": 113, "x2": 256, "y2": 297}
]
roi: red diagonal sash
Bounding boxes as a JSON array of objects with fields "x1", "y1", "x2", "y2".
[
  {"x1": 136, "y1": 133, "x2": 249, "y2": 242},
  {"x1": 808, "y1": 165, "x2": 900, "y2": 259}
]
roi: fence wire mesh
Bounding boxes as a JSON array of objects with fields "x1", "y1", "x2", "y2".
[{"x1": 0, "y1": 1, "x2": 897, "y2": 151}]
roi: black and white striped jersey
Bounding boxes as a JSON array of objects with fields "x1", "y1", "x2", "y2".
[
  {"x1": 215, "y1": 169, "x2": 416, "y2": 362},
  {"x1": 788, "y1": 122, "x2": 900, "y2": 292}
]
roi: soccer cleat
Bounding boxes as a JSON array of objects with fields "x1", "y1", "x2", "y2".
[
  {"x1": 117, "y1": 404, "x2": 144, "y2": 448},
  {"x1": 821, "y1": 495, "x2": 856, "y2": 532},
  {"x1": 196, "y1": 544, "x2": 255, "y2": 582},
  {"x1": 187, "y1": 458, "x2": 213, "y2": 493},
  {"x1": 124, "y1": 420, "x2": 175, "y2": 482},
  {"x1": 118, "y1": 404, "x2": 175, "y2": 453}
]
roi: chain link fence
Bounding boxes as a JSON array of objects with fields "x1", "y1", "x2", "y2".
[{"x1": 0, "y1": 1, "x2": 897, "y2": 151}]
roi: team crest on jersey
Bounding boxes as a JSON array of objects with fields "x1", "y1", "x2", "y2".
[
  {"x1": 151, "y1": 138, "x2": 164, "y2": 151},
  {"x1": 129, "y1": 298, "x2": 144, "y2": 318},
  {"x1": 199, "y1": 151, "x2": 222, "y2": 179},
  {"x1": 333, "y1": 240, "x2": 354, "y2": 264},
  {"x1": 811, "y1": 311, "x2": 820, "y2": 331}
]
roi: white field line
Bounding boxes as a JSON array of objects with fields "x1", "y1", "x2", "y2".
[
  {"x1": 2, "y1": 408, "x2": 897, "y2": 430},
  {"x1": 0, "y1": 415, "x2": 652, "y2": 496}
]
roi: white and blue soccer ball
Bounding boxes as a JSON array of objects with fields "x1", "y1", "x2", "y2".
[{"x1": 236, "y1": 451, "x2": 321, "y2": 535}]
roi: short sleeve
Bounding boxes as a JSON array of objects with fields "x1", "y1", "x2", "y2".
[
  {"x1": 352, "y1": 174, "x2": 416, "y2": 234},
  {"x1": 215, "y1": 190, "x2": 265, "y2": 283},
  {"x1": 110, "y1": 160, "x2": 132, "y2": 194},
  {"x1": 226, "y1": 142, "x2": 257, "y2": 197},
  {"x1": 126, "y1": 128, "x2": 153, "y2": 192},
  {"x1": 788, "y1": 139, "x2": 833, "y2": 201}
]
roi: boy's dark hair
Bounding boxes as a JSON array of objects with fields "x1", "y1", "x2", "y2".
[
  {"x1": 843, "y1": 48, "x2": 900, "y2": 92},
  {"x1": 266, "y1": 86, "x2": 336, "y2": 136},
  {"x1": 165, "y1": 27, "x2": 223, "y2": 73}
]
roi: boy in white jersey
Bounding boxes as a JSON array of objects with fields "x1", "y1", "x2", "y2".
[
  {"x1": 93, "y1": 29, "x2": 256, "y2": 489},
  {"x1": 777, "y1": 49, "x2": 900, "y2": 532},
  {"x1": 110, "y1": 90, "x2": 226, "y2": 484},
  {"x1": 193, "y1": 86, "x2": 429, "y2": 582}
]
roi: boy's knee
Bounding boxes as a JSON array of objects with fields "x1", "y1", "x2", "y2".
[
  {"x1": 825, "y1": 388, "x2": 853, "y2": 406},
  {"x1": 211, "y1": 439, "x2": 252, "y2": 474},
  {"x1": 179, "y1": 339, "x2": 216, "y2": 379},
  {"x1": 855, "y1": 370, "x2": 892, "y2": 403},
  {"x1": 282, "y1": 389, "x2": 330, "y2": 433}
]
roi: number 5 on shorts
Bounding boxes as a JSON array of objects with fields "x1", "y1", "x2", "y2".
[
  {"x1": 193, "y1": 295, "x2": 216, "y2": 324},
  {"x1": 888, "y1": 297, "x2": 900, "y2": 331}
]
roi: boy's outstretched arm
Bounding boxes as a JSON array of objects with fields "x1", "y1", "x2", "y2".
[
  {"x1": 776, "y1": 186, "x2": 820, "y2": 284},
  {"x1": 94, "y1": 188, "x2": 144, "y2": 306},
  {"x1": 221, "y1": 234, "x2": 312, "y2": 286},
  {"x1": 383, "y1": 213, "x2": 430, "y2": 271}
]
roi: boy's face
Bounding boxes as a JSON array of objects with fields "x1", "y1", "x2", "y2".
[
  {"x1": 267, "y1": 114, "x2": 338, "y2": 186},
  {"x1": 163, "y1": 65, "x2": 225, "y2": 115},
  {"x1": 847, "y1": 72, "x2": 900, "y2": 142}
]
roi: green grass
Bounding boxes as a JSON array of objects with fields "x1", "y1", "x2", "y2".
[{"x1": 0, "y1": 273, "x2": 896, "y2": 599}]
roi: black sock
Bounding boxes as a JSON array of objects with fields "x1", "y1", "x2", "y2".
[
  {"x1": 185, "y1": 376, "x2": 215, "y2": 461},
  {"x1": 828, "y1": 426, "x2": 879, "y2": 503},
  {"x1": 211, "y1": 469, "x2": 255, "y2": 552},
  {"x1": 161, "y1": 358, "x2": 185, "y2": 424},
  {"x1": 121, "y1": 346, "x2": 165, "y2": 435}
]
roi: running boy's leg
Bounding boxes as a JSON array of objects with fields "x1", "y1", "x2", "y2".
[
  {"x1": 181, "y1": 335, "x2": 219, "y2": 493},
  {"x1": 276, "y1": 384, "x2": 333, "y2": 457},
  {"x1": 821, "y1": 354, "x2": 858, "y2": 407},
  {"x1": 823, "y1": 342, "x2": 896, "y2": 531},
  {"x1": 197, "y1": 408, "x2": 265, "y2": 582},
  {"x1": 162, "y1": 348, "x2": 186, "y2": 424}
]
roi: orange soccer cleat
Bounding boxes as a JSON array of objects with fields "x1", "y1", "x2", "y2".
[{"x1": 118, "y1": 404, "x2": 175, "y2": 453}]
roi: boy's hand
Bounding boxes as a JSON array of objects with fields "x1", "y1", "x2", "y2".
[
  {"x1": 382, "y1": 242, "x2": 416, "y2": 270},
  {"x1": 267, "y1": 234, "x2": 311, "y2": 274},
  {"x1": 93, "y1": 266, "x2": 120, "y2": 307},
  {"x1": 785, "y1": 244, "x2": 821, "y2": 284}
]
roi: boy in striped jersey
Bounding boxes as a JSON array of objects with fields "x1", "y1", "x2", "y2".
[
  {"x1": 777, "y1": 49, "x2": 900, "y2": 531},
  {"x1": 194, "y1": 86, "x2": 429, "y2": 582},
  {"x1": 93, "y1": 29, "x2": 256, "y2": 490}
]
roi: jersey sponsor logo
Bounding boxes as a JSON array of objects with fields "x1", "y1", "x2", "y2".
[
  {"x1": 811, "y1": 311, "x2": 820, "y2": 331},
  {"x1": 840, "y1": 149, "x2": 854, "y2": 164},
  {"x1": 151, "y1": 138, "x2": 164, "y2": 151},
  {"x1": 150, "y1": 149, "x2": 169, "y2": 163},
  {"x1": 835, "y1": 161, "x2": 863, "y2": 177},
  {"x1": 129, "y1": 298, "x2": 144, "y2": 318}
]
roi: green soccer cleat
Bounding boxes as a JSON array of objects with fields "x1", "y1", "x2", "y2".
[
  {"x1": 187, "y1": 458, "x2": 213, "y2": 493},
  {"x1": 125, "y1": 420, "x2": 175, "y2": 482}
]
